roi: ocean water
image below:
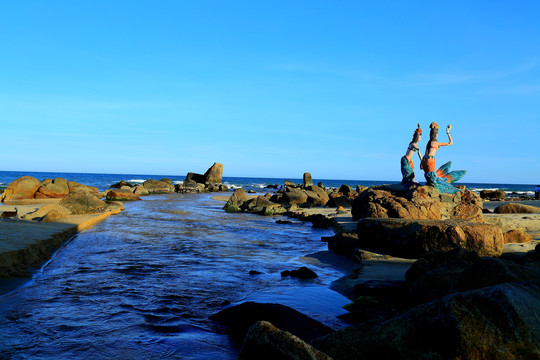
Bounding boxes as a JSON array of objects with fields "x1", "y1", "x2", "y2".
[{"x1": 0, "y1": 171, "x2": 537, "y2": 359}]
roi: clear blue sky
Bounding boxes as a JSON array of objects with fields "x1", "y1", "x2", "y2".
[{"x1": 1, "y1": 1, "x2": 538, "y2": 184}]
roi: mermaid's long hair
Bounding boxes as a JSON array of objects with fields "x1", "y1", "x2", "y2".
[
  {"x1": 425, "y1": 122, "x2": 439, "y2": 153},
  {"x1": 411, "y1": 123, "x2": 422, "y2": 145}
]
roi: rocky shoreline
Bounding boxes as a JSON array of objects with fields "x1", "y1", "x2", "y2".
[
  {"x1": 1, "y1": 169, "x2": 540, "y2": 359},
  {"x1": 213, "y1": 174, "x2": 540, "y2": 359}
]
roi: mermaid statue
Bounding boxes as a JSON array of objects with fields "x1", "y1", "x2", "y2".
[
  {"x1": 401, "y1": 123, "x2": 423, "y2": 187},
  {"x1": 420, "y1": 122, "x2": 466, "y2": 194}
]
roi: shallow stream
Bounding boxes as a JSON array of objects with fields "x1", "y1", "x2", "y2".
[{"x1": 0, "y1": 194, "x2": 350, "y2": 359}]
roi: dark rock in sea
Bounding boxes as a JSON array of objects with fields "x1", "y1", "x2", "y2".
[
  {"x1": 185, "y1": 172, "x2": 205, "y2": 184},
  {"x1": 324, "y1": 234, "x2": 361, "y2": 255},
  {"x1": 249, "y1": 270, "x2": 263, "y2": 275},
  {"x1": 290, "y1": 266, "x2": 318, "y2": 279},
  {"x1": 312, "y1": 282, "x2": 540, "y2": 360},
  {"x1": 300, "y1": 214, "x2": 335, "y2": 229},
  {"x1": 276, "y1": 219, "x2": 292, "y2": 225},
  {"x1": 482, "y1": 207, "x2": 492, "y2": 213},
  {"x1": 266, "y1": 184, "x2": 279, "y2": 189},
  {"x1": 238, "y1": 321, "x2": 332, "y2": 360},
  {"x1": 281, "y1": 270, "x2": 291, "y2": 277},
  {"x1": 356, "y1": 218, "x2": 504, "y2": 258},
  {"x1": 210, "y1": 301, "x2": 333, "y2": 343},
  {"x1": 480, "y1": 189, "x2": 506, "y2": 200},
  {"x1": 110, "y1": 180, "x2": 134, "y2": 189}
]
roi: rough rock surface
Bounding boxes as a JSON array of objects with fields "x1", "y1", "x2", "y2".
[
  {"x1": 204, "y1": 162, "x2": 223, "y2": 183},
  {"x1": 504, "y1": 229, "x2": 533, "y2": 244},
  {"x1": 303, "y1": 172, "x2": 313, "y2": 188},
  {"x1": 352, "y1": 186, "x2": 484, "y2": 222},
  {"x1": 35, "y1": 178, "x2": 69, "y2": 199},
  {"x1": 356, "y1": 218, "x2": 504, "y2": 258},
  {"x1": 60, "y1": 191, "x2": 108, "y2": 214},
  {"x1": 238, "y1": 321, "x2": 331, "y2": 360},
  {"x1": 143, "y1": 179, "x2": 174, "y2": 194},
  {"x1": 312, "y1": 283, "x2": 540, "y2": 360},
  {"x1": 210, "y1": 302, "x2": 333, "y2": 343},
  {"x1": 494, "y1": 203, "x2": 540, "y2": 214},
  {"x1": 21, "y1": 204, "x2": 72, "y2": 221},
  {"x1": 480, "y1": 189, "x2": 506, "y2": 200},
  {"x1": 0, "y1": 176, "x2": 41, "y2": 202},
  {"x1": 105, "y1": 189, "x2": 142, "y2": 201},
  {"x1": 223, "y1": 188, "x2": 249, "y2": 212}
]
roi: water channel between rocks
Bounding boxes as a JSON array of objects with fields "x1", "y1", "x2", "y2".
[{"x1": 0, "y1": 193, "x2": 352, "y2": 360}]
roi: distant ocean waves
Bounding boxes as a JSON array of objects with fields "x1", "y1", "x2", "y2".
[{"x1": 0, "y1": 171, "x2": 536, "y2": 197}]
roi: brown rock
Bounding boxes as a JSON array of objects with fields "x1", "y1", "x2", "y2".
[
  {"x1": 494, "y1": 203, "x2": 540, "y2": 214},
  {"x1": 204, "y1": 162, "x2": 223, "y2": 183},
  {"x1": 223, "y1": 188, "x2": 249, "y2": 212},
  {"x1": 303, "y1": 172, "x2": 313, "y2": 188},
  {"x1": 21, "y1": 203, "x2": 72, "y2": 221},
  {"x1": 105, "y1": 189, "x2": 142, "y2": 201},
  {"x1": 503, "y1": 229, "x2": 533, "y2": 244},
  {"x1": 356, "y1": 218, "x2": 504, "y2": 258},
  {"x1": 35, "y1": 178, "x2": 70, "y2": 199},
  {"x1": 282, "y1": 189, "x2": 309, "y2": 205},
  {"x1": 143, "y1": 179, "x2": 174, "y2": 194},
  {"x1": 40, "y1": 210, "x2": 67, "y2": 222},
  {"x1": 305, "y1": 186, "x2": 329, "y2": 205},
  {"x1": 60, "y1": 190, "x2": 108, "y2": 214},
  {"x1": 480, "y1": 189, "x2": 506, "y2": 200},
  {"x1": 239, "y1": 321, "x2": 331, "y2": 360},
  {"x1": 0, "y1": 176, "x2": 41, "y2": 202}
]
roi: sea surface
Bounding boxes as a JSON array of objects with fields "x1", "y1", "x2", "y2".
[{"x1": 0, "y1": 171, "x2": 537, "y2": 359}]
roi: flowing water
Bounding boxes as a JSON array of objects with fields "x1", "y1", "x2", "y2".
[{"x1": 0, "y1": 193, "x2": 349, "y2": 359}]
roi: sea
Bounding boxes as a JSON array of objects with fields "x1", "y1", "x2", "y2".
[{"x1": 0, "y1": 171, "x2": 537, "y2": 359}]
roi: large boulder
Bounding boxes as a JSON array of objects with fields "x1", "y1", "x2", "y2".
[
  {"x1": 223, "y1": 188, "x2": 249, "y2": 212},
  {"x1": 60, "y1": 190, "x2": 108, "y2": 214},
  {"x1": 0, "y1": 176, "x2": 41, "y2": 202},
  {"x1": 210, "y1": 302, "x2": 333, "y2": 343},
  {"x1": 204, "y1": 162, "x2": 223, "y2": 183},
  {"x1": 312, "y1": 283, "x2": 540, "y2": 360},
  {"x1": 303, "y1": 172, "x2": 313, "y2": 188},
  {"x1": 304, "y1": 186, "x2": 329, "y2": 205},
  {"x1": 185, "y1": 172, "x2": 206, "y2": 184},
  {"x1": 494, "y1": 203, "x2": 540, "y2": 214},
  {"x1": 35, "y1": 178, "x2": 70, "y2": 199},
  {"x1": 238, "y1": 321, "x2": 331, "y2": 360},
  {"x1": 356, "y1": 218, "x2": 504, "y2": 258},
  {"x1": 282, "y1": 189, "x2": 309, "y2": 205},
  {"x1": 143, "y1": 179, "x2": 174, "y2": 194},
  {"x1": 352, "y1": 186, "x2": 484, "y2": 222}
]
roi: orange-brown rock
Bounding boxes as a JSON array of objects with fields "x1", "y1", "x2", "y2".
[
  {"x1": 356, "y1": 218, "x2": 504, "y2": 258},
  {"x1": 352, "y1": 186, "x2": 483, "y2": 222},
  {"x1": 503, "y1": 229, "x2": 533, "y2": 244},
  {"x1": 35, "y1": 178, "x2": 69, "y2": 199},
  {"x1": 105, "y1": 189, "x2": 142, "y2": 201},
  {"x1": 21, "y1": 203, "x2": 72, "y2": 221},
  {"x1": 0, "y1": 176, "x2": 41, "y2": 202},
  {"x1": 494, "y1": 203, "x2": 540, "y2": 214},
  {"x1": 204, "y1": 162, "x2": 223, "y2": 183}
]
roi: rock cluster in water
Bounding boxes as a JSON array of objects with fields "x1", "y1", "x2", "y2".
[{"x1": 216, "y1": 174, "x2": 540, "y2": 359}]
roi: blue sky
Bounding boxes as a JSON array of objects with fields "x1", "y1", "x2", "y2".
[{"x1": 0, "y1": 1, "x2": 538, "y2": 184}]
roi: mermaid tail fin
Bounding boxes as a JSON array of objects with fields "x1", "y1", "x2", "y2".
[{"x1": 436, "y1": 161, "x2": 466, "y2": 183}]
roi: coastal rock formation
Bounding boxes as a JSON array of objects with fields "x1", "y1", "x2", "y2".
[
  {"x1": 355, "y1": 218, "x2": 504, "y2": 258},
  {"x1": 35, "y1": 178, "x2": 69, "y2": 199},
  {"x1": 21, "y1": 203, "x2": 72, "y2": 221},
  {"x1": 60, "y1": 190, "x2": 108, "y2": 214},
  {"x1": 224, "y1": 189, "x2": 287, "y2": 216},
  {"x1": 494, "y1": 203, "x2": 540, "y2": 214},
  {"x1": 480, "y1": 189, "x2": 506, "y2": 200},
  {"x1": 238, "y1": 321, "x2": 331, "y2": 360},
  {"x1": 210, "y1": 301, "x2": 333, "y2": 343},
  {"x1": 312, "y1": 282, "x2": 540, "y2": 360},
  {"x1": 303, "y1": 172, "x2": 313, "y2": 188},
  {"x1": 105, "y1": 189, "x2": 142, "y2": 201},
  {"x1": 0, "y1": 176, "x2": 41, "y2": 202},
  {"x1": 143, "y1": 179, "x2": 174, "y2": 194},
  {"x1": 1, "y1": 176, "x2": 100, "y2": 202},
  {"x1": 351, "y1": 186, "x2": 484, "y2": 222},
  {"x1": 204, "y1": 162, "x2": 223, "y2": 183},
  {"x1": 223, "y1": 188, "x2": 249, "y2": 212}
]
